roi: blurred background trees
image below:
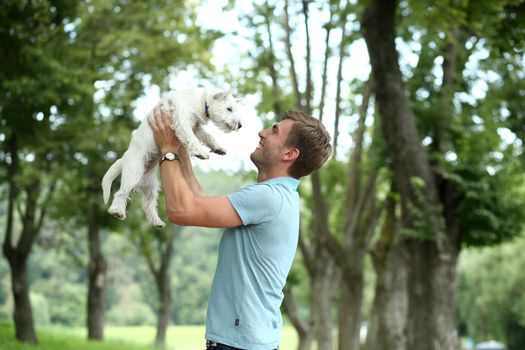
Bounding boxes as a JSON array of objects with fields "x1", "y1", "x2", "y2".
[{"x1": 1, "y1": 0, "x2": 524, "y2": 349}]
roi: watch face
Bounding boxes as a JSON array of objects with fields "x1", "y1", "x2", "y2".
[{"x1": 165, "y1": 152, "x2": 176, "y2": 160}]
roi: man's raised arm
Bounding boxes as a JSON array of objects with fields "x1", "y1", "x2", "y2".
[{"x1": 148, "y1": 107, "x2": 242, "y2": 228}]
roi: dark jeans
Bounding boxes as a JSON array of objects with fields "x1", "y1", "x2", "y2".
[{"x1": 206, "y1": 340, "x2": 278, "y2": 350}]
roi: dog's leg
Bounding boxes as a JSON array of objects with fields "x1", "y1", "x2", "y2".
[
  {"x1": 108, "y1": 151, "x2": 145, "y2": 220},
  {"x1": 138, "y1": 167, "x2": 165, "y2": 228},
  {"x1": 195, "y1": 127, "x2": 226, "y2": 155},
  {"x1": 175, "y1": 122, "x2": 210, "y2": 159}
]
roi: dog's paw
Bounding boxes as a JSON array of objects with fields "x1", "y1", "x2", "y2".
[
  {"x1": 152, "y1": 220, "x2": 166, "y2": 229},
  {"x1": 188, "y1": 145, "x2": 210, "y2": 160},
  {"x1": 212, "y1": 147, "x2": 226, "y2": 156},
  {"x1": 193, "y1": 149, "x2": 210, "y2": 160},
  {"x1": 195, "y1": 153, "x2": 210, "y2": 160},
  {"x1": 108, "y1": 207, "x2": 126, "y2": 220}
]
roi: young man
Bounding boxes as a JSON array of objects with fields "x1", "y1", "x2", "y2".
[{"x1": 148, "y1": 107, "x2": 331, "y2": 350}]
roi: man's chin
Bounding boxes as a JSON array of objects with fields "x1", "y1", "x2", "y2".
[{"x1": 250, "y1": 152, "x2": 261, "y2": 167}]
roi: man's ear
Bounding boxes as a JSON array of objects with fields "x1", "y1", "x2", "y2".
[{"x1": 283, "y1": 147, "x2": 300, "y2": 161}]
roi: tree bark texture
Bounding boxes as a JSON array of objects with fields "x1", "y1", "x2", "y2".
[
  {"x1": 362, "y1": 0, "x2": 460, "y2": 349},
  {"x1": 310, "y1": 258, "x2": 336, "y2": 350},
  {"x1": 365, "y1": 194, "x2": 407, "y2": 350},
  {"x1": 309, "y1": 172, "x2": 337, "y2": 350},
  {"x1": 7, "y1": 254, "x2": 37, "y2": 343},
  {"x1": 338, "y1": 265, "x2": 364, "y2": 350}
]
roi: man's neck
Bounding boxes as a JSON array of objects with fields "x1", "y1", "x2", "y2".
[{"x1": 257, "y1": 169, "x2": 292, "y2": 182}]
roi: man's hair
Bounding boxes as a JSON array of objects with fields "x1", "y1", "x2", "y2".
[{"x1": 282, "y1": 110, "x2": 332, "y2": 178}]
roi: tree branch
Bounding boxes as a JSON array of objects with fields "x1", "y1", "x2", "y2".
[
  {"x1": 284, "y1": 0, "x2": 302, "y2": 107},
  {"x1": 302, "y1": 0, "x2": 313, "y2": 113},
  {"x1": 345, "y1": 167, "x2": 379, "y2": 245},
  {"x1": 36, "y1": 177, "x2": 58, "y2": 234},
  {"x1": 318, "y1": 4, "x2": 335, "y2": 122},
  {"x1": 282, "y1": 287, "x2": 309, "y2": 336},
  {"x1": 139, "y1": 235, "x2": 158, "y2": 279},
  {"x1": 332, "y1": 0, "x2": 352, "y2": 158},
  {"x1": 298, "y1": 229, "x2": 314, "y2": 275},
  {"x1": 344, "y1": 78, "x2": 373, "y2": 231},
  {"x1": 263, "y1": 5, "x2": 282, "y2": 119}
]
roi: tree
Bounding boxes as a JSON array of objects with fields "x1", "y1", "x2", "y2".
[
  {"x1": 362, "y1": 0, "x2": 525, "y2": 349},
  {"x1": 1, "y1": 0, "x2": 87, "y2": 343},
  {"x1": 1, "y1": 0, "x2": 221, "y2": 344}
]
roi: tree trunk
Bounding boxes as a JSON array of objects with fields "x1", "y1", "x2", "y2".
[
  {"x1": 146, "y1": 228, "x2": 175, "y2": 348},
  {"x1": 3, "y1": 134, "x2": 38, "y2": 344},
  {"x1": 311, "y1": 259, "x2": 336, "y2": 350},
  {"x1": 155, "y1": 272, "x2": 171, "y2": 347},
  {"x1": 362, "y1": 1, "x2": 460, "y2": 349},
  {"x1": 338, "y1": 265, "x2": 364, "y2": 350},
  {"x1": 365, "y1": 195, "x2": 407, "y2": 350},
  {"x1": 309, "y1": 172, "x2": 336, "y2": 350},
  {"x1": 87, "y1": 250, "x2": 106, "y2": 340},
  {"x1": 87, "y1": 170, "x2": 106, "y2": 340},
  {"x1": 8, "y1": 255, "x2": 37, "y2": 343}
]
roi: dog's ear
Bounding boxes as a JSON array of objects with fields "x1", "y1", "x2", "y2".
[{"x1": 213, "y1": 91, "x2": 228, "y2": 101}]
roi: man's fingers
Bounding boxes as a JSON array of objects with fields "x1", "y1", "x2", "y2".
[
  {"x1": 148, "y1": 106, "x2": 172, "y2": 134},
  {"x1": 153, "y1": 106, "x2": 162, "y2": 119},
  {"x1": 148, "y1": 113, "x2": 158, "y2": 131}
]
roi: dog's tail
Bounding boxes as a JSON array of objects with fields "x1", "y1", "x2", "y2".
[{"x1": 102, "y1": 158, "x2": 123, "y2": 205}]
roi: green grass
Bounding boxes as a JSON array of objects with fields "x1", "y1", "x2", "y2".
[{"x1": 0, "y1": 323, "x2": 298, "y2": 350}]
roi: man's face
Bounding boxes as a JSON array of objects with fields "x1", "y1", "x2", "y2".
[{"x1": 250, "y1": 119, "x2": 295, "y2": 171}]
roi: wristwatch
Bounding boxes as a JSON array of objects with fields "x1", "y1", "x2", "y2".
[{"x1": 159, "y1": 152, "x2": 179, "y2": 166}]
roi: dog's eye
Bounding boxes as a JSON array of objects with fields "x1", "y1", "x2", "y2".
[{"x1": 227, "y1": 107, "x2": 233, "y2": 112}]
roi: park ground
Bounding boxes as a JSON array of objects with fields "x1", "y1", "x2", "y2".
[{"x1": 0, "y1": 323, "x2": 298, "y2": 350}]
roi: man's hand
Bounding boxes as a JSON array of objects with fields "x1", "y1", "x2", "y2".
[{"x1": 148, "y1": 103, "x2": 181, "y2": 154}]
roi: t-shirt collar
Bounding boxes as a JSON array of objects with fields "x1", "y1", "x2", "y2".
[{"x1": 263, "y1": 176, "x2": 300, "y2": 190}]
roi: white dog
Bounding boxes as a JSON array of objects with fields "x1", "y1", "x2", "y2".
[{"x1": 102, "y1": 88, "x2": 242, "y2": 228}]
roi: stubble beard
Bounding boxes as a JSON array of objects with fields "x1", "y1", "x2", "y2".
[{"x1": 250, "y1": 148, "x2": 271, "y2": 174}]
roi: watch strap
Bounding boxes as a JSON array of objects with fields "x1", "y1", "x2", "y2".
[{"x1": 159, "y1": 152, "x2": 179, "y2": 166}]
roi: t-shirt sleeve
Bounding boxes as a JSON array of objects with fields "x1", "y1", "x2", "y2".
[{"x1": 227, "y1": 183, "x2": 282, "y2": 225}]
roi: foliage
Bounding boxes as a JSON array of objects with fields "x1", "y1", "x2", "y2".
[
  {"x1": 458, "y1": 234, "x2": 525, "y2": 349},
  {"x1": 397, "y1": 0, "x2": 525, "y2": 246}
]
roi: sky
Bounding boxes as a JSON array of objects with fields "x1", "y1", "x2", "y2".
[
  {"x1": 132, "y1": 0, "x2": 371, "y2": 172},
  {"x1": 130, "y1": 0, "x2": 518, "y2": 173}
]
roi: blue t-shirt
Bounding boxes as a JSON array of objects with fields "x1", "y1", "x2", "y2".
[{"x1": 205, "y1": 176, "x2": 300, "y2": 350}]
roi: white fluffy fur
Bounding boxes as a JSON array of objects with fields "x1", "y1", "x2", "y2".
[{"x1": 101, "y1": 87, "x2": 242, "y2": 228}]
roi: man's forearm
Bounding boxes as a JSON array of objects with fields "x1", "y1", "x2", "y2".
[
  {"x1": 177, "y1": 147, "x2": 205, "y2": 197},
  {"x1": 159, "y1": 155, "x2": 197, "y2": 224}
]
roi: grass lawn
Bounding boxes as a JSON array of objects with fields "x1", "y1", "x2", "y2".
[{"x1": 0, "y1": 323, "x2": 298, "y2": 350}]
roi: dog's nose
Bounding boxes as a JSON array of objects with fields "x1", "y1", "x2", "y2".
[{"x1": 238, "y1": 122, "x2": 242, "y2": 129}]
